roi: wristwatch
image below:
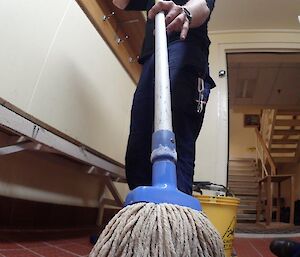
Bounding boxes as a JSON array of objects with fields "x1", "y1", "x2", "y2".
[{"x1": 182, "y1": 6, "x2": 192, "y2": 24}]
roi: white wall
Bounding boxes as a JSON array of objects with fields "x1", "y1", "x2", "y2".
[
  {"x1": 194, "y1": 30, "x2": 300, "y2": 186},
  {"x1": 0, "y1": 0, "x2": 133, "y2": 205},
  {"x1": 229, "y1": 107, "x2": 261, "y2": 159},
  {"x1": 0, "y1": 0, "x2": 135, "y2": 164}
]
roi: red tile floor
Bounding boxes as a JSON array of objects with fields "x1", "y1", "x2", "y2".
[
  {"x1": 0, "y1": 229, "x2": 300, "y2": 257},
  {"x1": 0, "y1": 230, "x2": 95, "y2": 257},
  {"x1": 234, "y1": 237, "x2": 300, "y2": 257}
]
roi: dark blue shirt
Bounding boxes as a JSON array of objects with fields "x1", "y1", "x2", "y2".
[{"x1": 125, "y1": 0, "x2": 216, "y2": 88}]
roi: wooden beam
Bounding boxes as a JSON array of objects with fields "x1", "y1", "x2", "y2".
[
  {"x1": 76, "y1": 0, "x2": 145, "y2": 84},
  {"x1": 104, "y1": 175, "x2": 124, "y2": 207}
]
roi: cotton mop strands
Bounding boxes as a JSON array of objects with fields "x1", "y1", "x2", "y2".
[{"x1": 89, "y1": 2, "x2": 225, "y2": 257}]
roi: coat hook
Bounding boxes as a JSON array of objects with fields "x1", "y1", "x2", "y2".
[
  {"x1": 116, "y1": 35, "x2": 129, "y2": 44},
  {"x1": 129, "y1": 56, "x2": 140, "y2": 63},
  {"x1": 103, "y1": 11, "x2": 115, "y2": 21}
]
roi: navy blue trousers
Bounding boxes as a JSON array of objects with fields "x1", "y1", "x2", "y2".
[
  {"x1": 125, "y1": 41, "x2": 210, "y2": 195},
  {"x1": 292, "y1": 243, "x2": 300, "y2": 257}
]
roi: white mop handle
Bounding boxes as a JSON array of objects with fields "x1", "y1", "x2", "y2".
[{"x1": 154, "y1": 4, "x2": 172, "y2": 132}]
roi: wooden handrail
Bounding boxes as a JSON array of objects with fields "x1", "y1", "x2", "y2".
[{"x1": 255, "y1": 127, "x2": 277, "y2": 176}]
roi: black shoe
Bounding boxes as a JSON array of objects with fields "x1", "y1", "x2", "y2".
[
  {"x1": 270, "y1": 239, "x2": 297, "y2": 257},
  {"x1": 89, "y1": 234, "x2": 99, "y2": 245}
]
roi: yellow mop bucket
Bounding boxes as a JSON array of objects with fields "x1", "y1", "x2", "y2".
[{"x1": 195, "y1": 195, "x2": 240, "y2": 257}]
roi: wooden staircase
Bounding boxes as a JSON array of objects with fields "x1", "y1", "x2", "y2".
[
  {"x1": 228, "y1": 159, "x2": 259, "y2": 223},
  {"x1": 269, "y1": 110, "x2": 300, "y2": 163},
  {"x1": 254, "y1": 109, "x2": 298, "y2": 226}
]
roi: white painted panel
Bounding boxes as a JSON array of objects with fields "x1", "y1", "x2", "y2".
[
  {"x1": 27, "y1": 0, "x2": 135, "y2": 164},
  {"x1": 0, "y1": 0, "x2": 70, "y2": 110}
]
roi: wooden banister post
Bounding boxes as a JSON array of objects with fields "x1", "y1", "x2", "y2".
[{"x1": 255, "y1": 128, "x2": 277, "y2": 176}]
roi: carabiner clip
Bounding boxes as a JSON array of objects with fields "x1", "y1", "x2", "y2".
[{"x1": 196, "y1": 78, "x2": 206, "y2": 113}]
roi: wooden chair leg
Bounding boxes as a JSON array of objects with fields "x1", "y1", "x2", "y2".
[
  {"x1": 266, "y1": 176, "x2": 272, "y2": 226},
  {"x1": 290, "y1": 176, "x2": 295, "y2": 225},
  {"x1": 276, "y1": 182, "x2": 281, "y2": 222},
  {"x1": 97, "y1": 198, "x2": 105, "y2": 227}
]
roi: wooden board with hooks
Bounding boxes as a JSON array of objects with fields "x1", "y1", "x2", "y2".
[{"x1": 76, "y1": 0, "x2": 145, "y2": 84}]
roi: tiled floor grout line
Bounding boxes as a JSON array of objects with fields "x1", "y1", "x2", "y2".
[
  {"x1": 0, "y1": 248, "x2": 20, "y2": 251},
  {"x1": 70, "y1": 241, "x2": 92, "y2": 249},
  {"x1": 248, "y1": 239, "x2": 265, "y2": 257},
  {"x1": 44, "y1": 241, "x2": 82, "y2": 257},
  {"x1": 16, "y1": 243, "x2": 45, "y2": 257}
]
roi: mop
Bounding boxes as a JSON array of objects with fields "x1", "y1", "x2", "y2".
[{"x1": 89, "y1": 2, "x2": 225, "y2": 256}]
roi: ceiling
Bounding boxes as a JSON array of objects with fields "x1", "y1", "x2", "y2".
[
  {"x1": 209, "y1": 0, "x2": 300, "y2": 31},
  {"x1": 227, "y1": 52, "x2": 300, "y2": 108}
]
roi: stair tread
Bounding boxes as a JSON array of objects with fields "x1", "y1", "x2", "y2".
[
  {"x1": 237, "y1": 214, "x2": 256, "y2": 220},
  {"x1": 234, "y1": 192, "x2": 258, "y2": 196},
  {"x1": 239, "y1": 205, "x2": 256, "y2": 209},
  {"x1": 229, "y1": 188, "x2": 259, "y2": 192},
  {"x1": 238, "y1": 196, "x2": 258, "y2": 200},
  {"x1": 238, "y1": 210, "x2": 257, "y2": 215},
  {"x1": 228, "y1": 177, "x2": 258, "y2": 181},
  {"x1": 229, "y1": 185, "x2": 258, "y2": 190},
  {"x1": 275, "y1": 119, "x2": 300, "y2": 126},
  {"x1": 228, "y1": 181, "x2": 258, "y2": 184},
  {"x1": 239, "y1": 198, "x2": 257, "y2": 201},
  {"x1": 229, "y1": 166, "x2": 257, "y2": 170},
  {"x1": 229, "y1": 185, "x2": 258, "y2": 188},
  {"x1": 270, "y1": 148, "x2": 297, "y2": 153},
  {"x1": 229, "y1": 158, "x2": 256, "y2": 162},
  {"x1": 273, "y1": 129, "x2": 300, "y2": 135},
  {"x1": 228, "y1": 173, "x2": 258, "y2": 176},
  {"x1": 273, "y1": 157, "x2": 297, "y2": 163},
  {"x1": 272, "y1": 139, "x2": 299, "y2": 144},
  {"x1": 276, "y1": 110, "x2": 300, "y2": 115}
]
